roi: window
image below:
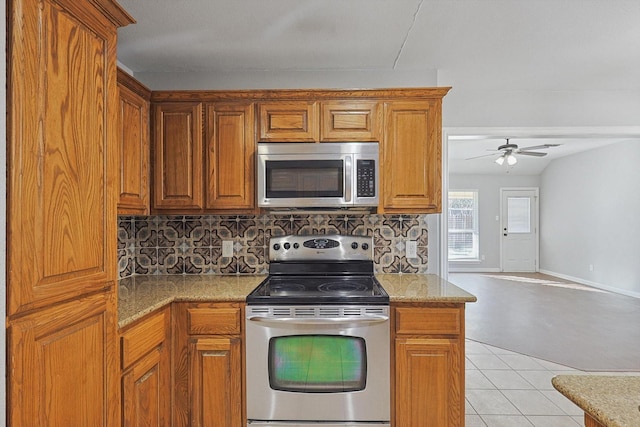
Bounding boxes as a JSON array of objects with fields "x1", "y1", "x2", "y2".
[{"x1": 448, "y1": 190, "x2": 479, "y2": 260}]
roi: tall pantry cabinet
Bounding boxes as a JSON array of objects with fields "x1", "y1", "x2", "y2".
[{"x1": 7, "y1": 0, "x2": 134, "y2": 425}]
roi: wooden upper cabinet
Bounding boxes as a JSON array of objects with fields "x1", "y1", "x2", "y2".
[
  {"x1": 7, "y1": 0, "x2": 131, "y2": 315},
  {"x1": 118, "y1": 70, "x2": 151, "y2": 215},
  {"x1": 258, "y1": 101, "x2": 319, "y2": 142},
  {"x1": 153, "y1": 102, "x2": 204, "y2": 209},
  {"x1": 382, "y1": 100, "x2": 443, "y2": 213},
  {"x1": 320, "y1": 100, "x2": 381, "y2": 141},
  {"x1": 205, "y1": 102, "x2": 255, "y2": 210}
]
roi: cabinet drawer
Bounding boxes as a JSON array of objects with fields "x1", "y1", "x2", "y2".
[
  {"x1": 187, "y1": 307, "x2": 241, "y2": 335},
  {"x1": 258, "y1": 101, "x2": 319, "y2": 142},
  {"x1": 121, "y1": 310, "x2": 167, "y2": 369},
  {"x1": 320, "y1": 100, "x2": 381, "y2": 141},
  {"x1": 395, "y1": 307, "x2": 461, "y2": 335}
]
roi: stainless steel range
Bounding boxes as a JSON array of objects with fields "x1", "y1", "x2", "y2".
[{"x1": 245, "y1": 235, "x2": 390, "y2": 427}]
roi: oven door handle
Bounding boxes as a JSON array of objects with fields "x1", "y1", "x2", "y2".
[{"x1": 247, "y1": 315, "x2": 389, "y2": 326}]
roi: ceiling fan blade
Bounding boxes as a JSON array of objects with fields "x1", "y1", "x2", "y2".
[
  {"x1": 518, "y1": 144, "x2": 561, "y2": 151},
  {"x1": 465, "y1": 153, "x2": 499, "y2": 160},
  {"x1": 517, "y1": 151, "x2": 547, "y2": 157}
]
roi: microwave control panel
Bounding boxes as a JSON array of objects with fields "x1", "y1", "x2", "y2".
[{"x1": 356, "y1": 159, "x2": 376, "y2": 198}]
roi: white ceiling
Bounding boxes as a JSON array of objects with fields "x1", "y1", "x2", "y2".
[
  {"x1": 117, "y1": 0, "x2": 640, "y2": 91},
  {"x1": 116, "y1": 0, "x2": 640, "y2": 175}
]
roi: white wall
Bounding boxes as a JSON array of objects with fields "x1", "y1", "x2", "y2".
[
  {"x1": 540, "y1": 140, "x2": 640, "y2": 297},
  {"x1": 442, "y1": 89, "x2": 640, "y2": 128},
  {"x1": 135, "y1": 68, "x2": 439, "y2": 91},
  {"x1": 2, "y1": 1, "x2": 7, "y2": 423},
  {"x1": 448, "y1": 174, "x2": 540, "y2": 272},
  {"x1": 130, "y1": 67, "x2": 640, "y2": 130}
]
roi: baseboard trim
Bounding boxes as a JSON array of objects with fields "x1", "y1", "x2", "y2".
[
  {"x1": 539, "y1": 269, "x2": 640, "y2": 299},
  {"x1": 448, "y1": 267, "x2": 502, "y2": 273}
]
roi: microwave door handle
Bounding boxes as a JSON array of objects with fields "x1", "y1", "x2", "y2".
[{"x1": 344, "y1": 156, "x2": 352, "y2": 203}]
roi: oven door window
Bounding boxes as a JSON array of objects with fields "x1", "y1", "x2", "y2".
[
  {"x1": 265, "y1": 160, "x2": 343, "y2": 198},
  {"x1": 268, "y1": 335, "x2": 367, "y2": 393}
]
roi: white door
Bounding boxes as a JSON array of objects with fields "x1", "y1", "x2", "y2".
[{"x1": 501, "y1": 189, "x2": 538, "y2": 272}]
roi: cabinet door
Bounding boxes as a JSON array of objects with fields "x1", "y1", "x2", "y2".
[
  {"x1": 190, "y1": 337, "x2": 243, "y2": 427},
  {"x1": 258, "y1": 101, "x2": 319, "y2": 142},
  {"x1": 8, "y1": 0, "x2": 122, "y2": 315},
  {"x1": 153, "y1": 102, "x2": 204, "y2": 209},
  {"x1": 118, "y1": 72, "x2": 150, "y2": 215},
  {"x1": 205, "y1": 102, "x2": 255, "y2": 210},
  {"x1": 382, "y1": 100, "x2": 442, "y2": 213},
  {"x1": 321, "y1": 100, "x2": 381, "y2": 141},
  {"x1": 8, "y1": 291, "x2": 119, "y2": 427},
  {"x1": 395, "y1": 338, "x2": 462, "y2": 427},
  {"x1": 122, "y1": 346, "x2": 169, "y2": 427}
]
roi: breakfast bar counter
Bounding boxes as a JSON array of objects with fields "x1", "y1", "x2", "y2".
[
  {"x1": 118, "y1": 273, "x2": 476, "y2": 328},
  {"x1": 552, "y1": 375, "x2": 640, "y2": 427}
]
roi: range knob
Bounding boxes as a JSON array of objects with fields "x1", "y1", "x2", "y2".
[
  {"x1": 362, "y1": 243, "x2": 369, "y2": 250},
  {"x1": 284, "y1": 242, "x2": 291, "y2": 250},
  {"x1": 293, "y1": 243, "x2": 300, "y2": 249},
  {"x1": 272, "y1": 243, "x2": 281, "y2": 251},
  {"x1": 351, "y1": 242, "x2": 359, "y2": 250}
]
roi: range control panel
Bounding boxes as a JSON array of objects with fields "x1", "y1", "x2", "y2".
[{"x1": 269, "y1": 235, "x2": 373, "y2": 262}]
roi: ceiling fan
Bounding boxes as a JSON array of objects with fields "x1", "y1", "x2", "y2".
[{"x1": 466, "y1": 139, "x2": 561, "y2": 165}]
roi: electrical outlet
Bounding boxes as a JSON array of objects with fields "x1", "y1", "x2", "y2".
[
  {"x1": 406, "y1": 241, "x2": 417, "y2": 258},
  {"x1": 222, "y1": 240, "x2": 234, "y2": 257}
]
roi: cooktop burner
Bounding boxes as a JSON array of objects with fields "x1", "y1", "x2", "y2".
[{"x1": 317, "y1": 280, "x2": 370, "y2": 293}]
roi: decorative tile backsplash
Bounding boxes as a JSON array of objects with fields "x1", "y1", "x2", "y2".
[{"x1": 118, "y1": 214, "x2": 431, "y2": 278}]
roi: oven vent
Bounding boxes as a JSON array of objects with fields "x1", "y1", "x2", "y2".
[
  {"x1": 364, "y1": 307, "x2": 387, "y2": 315},
  {"x1": 342, "y1": 307, "x2": 364, "y2": 316},
  {"x1": 249, "y1": 307, "x2": 270, "y2": 315},
  {"x1": 271, "y1": 308, "x2": 292, "y2": 317},
  {"x1": 293, "y1": 307, "x2": 316, "y2": 317},
  {"x1": 318, "y1": 307, "x2": 341, "y2": 317}
]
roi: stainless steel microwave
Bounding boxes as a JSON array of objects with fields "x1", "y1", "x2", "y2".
[{"x1": 257, "y1": 142, "x2": 379, "y2": 209}]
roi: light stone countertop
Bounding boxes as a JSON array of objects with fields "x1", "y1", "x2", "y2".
[
  {"x1": 118, "y1": 273, "x2": 477, "y2": 328},
  {"x1": 552, "y1": 375, "x2": 640, "y2": 427},
  {"x1": 118, "y1": 274, "x2": 266, "y2": 328},
  {"x1": 376, "y1": 274, "x2": 477, "y2": 303}
]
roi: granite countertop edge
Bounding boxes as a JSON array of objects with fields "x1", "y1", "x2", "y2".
[
  {"x1": 118, "y1": 273, "x2": 477, "y2": 329},
  {"x1": 552, "y1": 375, "x2": 640, "y2": 427}
]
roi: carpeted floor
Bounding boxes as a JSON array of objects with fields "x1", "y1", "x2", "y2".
[{"x1": 448, "y1": 272, "x2": 640, "y2": 372}]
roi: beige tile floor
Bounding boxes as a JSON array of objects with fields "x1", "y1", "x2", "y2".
[{"x1": 464, "y1": 339, "x2": 640, "y2": 427}]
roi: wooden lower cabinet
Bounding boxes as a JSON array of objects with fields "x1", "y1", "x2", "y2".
[
  {"x1": 585, "y1": 414, "x2": 605, "y2": 427},
  {"x1": 120, "y1": 308, "x2": 171, "y2": 427},
  {"x1": 190, "y1": 337, "x2": 242, "y2": 427},
  {"x1": 173, "y1": 302, "x2": 244, "y2": 427},
  {"x1": 8, "y1": 291, "x2": 119, "y2": 427},
  {"x1": 392, "y1": 304, "x2": 465, "y2": 427}
]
